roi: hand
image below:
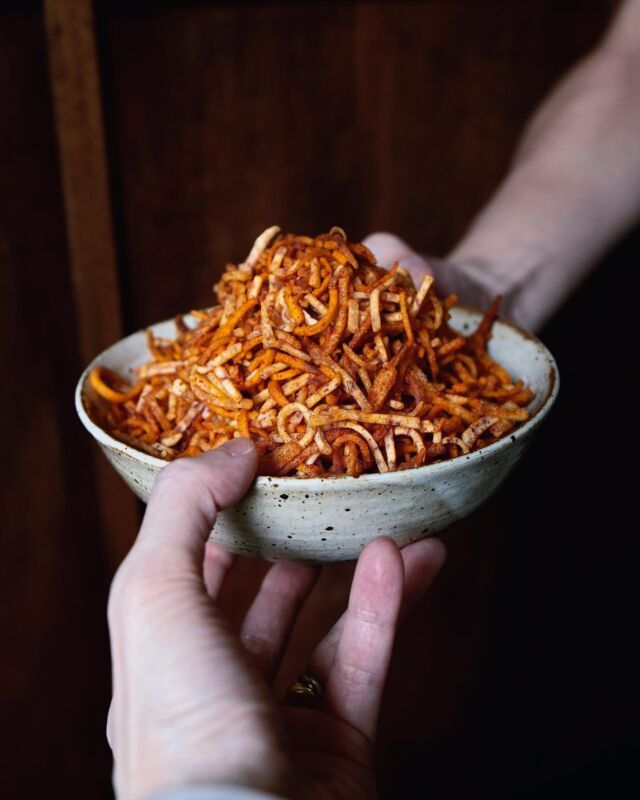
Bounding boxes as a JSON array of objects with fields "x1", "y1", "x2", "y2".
[
  {"x1": 363, "y1": 232, "x2": 497, "y2": 311},
  {"x1": 107, "y1": 439, "x2": 445, "y2": 800}
]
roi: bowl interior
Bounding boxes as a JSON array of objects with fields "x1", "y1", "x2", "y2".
[
  {"x1": 451, "y1": 307, "x2": 556, "y2": 418},
  {"x1": 77, "y1": 306, "x2": 558, "y2": 483}
]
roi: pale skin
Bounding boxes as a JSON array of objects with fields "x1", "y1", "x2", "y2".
[
  {"x1": 107, "y1": 438, "x2": 446, "y2": 799},
  {"x1": 366, "y1": 0, "x2": 640, "y2": 332}
]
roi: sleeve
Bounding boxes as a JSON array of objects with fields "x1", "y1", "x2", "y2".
[{"x1": 147, "y1": 785, "x2": 289, "y2": 800}]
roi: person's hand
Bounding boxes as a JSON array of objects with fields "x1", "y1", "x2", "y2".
[
  {"x1": 363, "y1": 232, "x2": 497, "y2": 311},
  {"x1": 107, "y1": 439, "x2": 445, "y2": 800}
]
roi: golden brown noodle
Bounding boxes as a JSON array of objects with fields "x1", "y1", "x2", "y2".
[{"x1": 90, "y1": 227, "x2": 533, "y2": 476}]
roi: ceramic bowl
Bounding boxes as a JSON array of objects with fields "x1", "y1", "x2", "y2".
[{"x1": 76, "y1": 307, "x2": 559, "y2": 562}]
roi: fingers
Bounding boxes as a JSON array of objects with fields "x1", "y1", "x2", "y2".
[
  {"x1": 309, "y1": 537, "x2": 446, "y2": 683},
  {"x1": 397, "y1": 536, "x2": 447, "y2": 615},
  {"x1": 363, "y1": 232, "x2": 432, "y2": 285},
  {"x1": 241, "y1": 562, "x2": 320, "y2": 682},
  {"x1": 132, "y1": 438, "x2": 257, "y2": 577},
  {"x1": 203, "y1": 542, "x2": 236, "y2": 600},
  {"x1": 363, "y1": 232, "x2": 415, "y2": 265},
  {"x1": 322, "y1": 538, "x2": 404, "y2": 742}
]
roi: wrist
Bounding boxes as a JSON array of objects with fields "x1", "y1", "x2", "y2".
[
  {"x1": 119, "y1": 724, "x2": 292, "y2": 800},
  {"x1": 440, "y1": 245, "x2": 550, "y2": 331},
  {"x1": 428, "y1": 255, "x2": 524, "y2": 324},
  {"x1": 430, "y1": 255, "x2": 507, "y2": 307}
]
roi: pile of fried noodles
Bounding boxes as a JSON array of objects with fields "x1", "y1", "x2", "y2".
[{"x1": 90, "y1": 226, "x2": 533, "y2": 477}]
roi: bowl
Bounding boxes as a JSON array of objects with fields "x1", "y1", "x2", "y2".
[{"x1": 76, "y1": 307, "x2": 559, "y2": 562}]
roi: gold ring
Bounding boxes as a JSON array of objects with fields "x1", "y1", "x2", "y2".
[{"x1": 285, "y1": 674, "x2": 323, "y2": 709}]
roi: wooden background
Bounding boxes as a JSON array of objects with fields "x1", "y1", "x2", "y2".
[{"x1": 1, "y1": 1, "x2": 638, "y2": 797}]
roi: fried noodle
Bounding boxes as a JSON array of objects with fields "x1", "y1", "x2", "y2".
[{"x1": 90, "y1": 227, "x2": 533, "y2": 476}]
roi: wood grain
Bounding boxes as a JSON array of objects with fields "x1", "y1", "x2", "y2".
[
  {"x1": 45, "y1": 0, "x2": 139, "y2": 568},
  {"x1": 105, "y1": 0, "x2": 615, "y2": 329},
  {"x1": 0, "y1": 10, "x2": 112, "y2": 797},
  {"x1": 45, "y1": 0, "x2": 124, "y2": 360}
]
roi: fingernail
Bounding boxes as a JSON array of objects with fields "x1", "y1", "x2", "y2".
[{"x1": 220, "y1": 437, "x2": 256, "y2": 457}]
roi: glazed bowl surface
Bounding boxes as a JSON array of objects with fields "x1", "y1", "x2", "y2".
[{"x1": 76, "y1": 307, "x2": 559, "y2": 562}]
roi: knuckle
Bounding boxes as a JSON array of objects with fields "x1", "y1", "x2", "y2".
[
  {"x1": 155, "y1": 457, "x2": 202, "y2": 489},
  {"x1": 351, "y1": 606, "x2": 382, "y2": 625},
  {"x1": 152, "y1": 457, "x2": 219, "y2": 518},
  {"x1": 351, "y1": 604, "x2": 393, "y2": 633},
  {"x1": 365, "y1": 231, "x2": 397, "y2": 244},
  {"x1": 260, "y1": 578, "x2": 302, "y2": 605},
  {"x1": 107, "y1": 555, "x2": 161, "y2": 624},
  {"x1": 241, "y1": 632, "x2": 276, "y2": 664},
  {"x1": 337, "y1": 658, "x2": 380, "y2": 691}
]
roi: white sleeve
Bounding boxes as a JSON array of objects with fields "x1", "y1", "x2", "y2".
[{"x1": 147, "y1": 786, "x2": 288, "y2": 800}]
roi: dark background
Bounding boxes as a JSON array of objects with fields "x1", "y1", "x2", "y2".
[{"x1": 1, "y1": 1, "x2": 637, "y2": 797}]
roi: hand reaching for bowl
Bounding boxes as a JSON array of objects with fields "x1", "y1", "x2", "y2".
[
  {"x1": 363, "y1": 232, "x2": 500, "y2": 317},
  {"x1": 107, "y1": 438, "x2": 445, "y2": 800}
]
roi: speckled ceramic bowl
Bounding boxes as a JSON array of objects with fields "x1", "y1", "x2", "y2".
[{"x1": 76, "y1": 307, "x2": 558, "y2": 562}]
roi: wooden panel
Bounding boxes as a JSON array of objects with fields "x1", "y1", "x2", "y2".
[
  {"x1": 105, "y1": 0, "x2": 614, "y2": 329},
  {"x1": 0, "y1": 10, "x2": 112, "y2": 797},
  {"x1": 45, "y1": 0, "x2": 124, "y2": 358},
  {"x1": 45, "y1": 0, "x2": 139, "y2": 568}
]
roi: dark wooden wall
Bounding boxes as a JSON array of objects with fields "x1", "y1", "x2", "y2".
[
  {"x1": 0, "y1": 8, "x2": 114, "y2": 796},
  {"x1": 2, "y1": 1, "x2": 638, "y2": 798},
  {"x1": 103, "y1": 0, "x2": 615, "y2": 327}
]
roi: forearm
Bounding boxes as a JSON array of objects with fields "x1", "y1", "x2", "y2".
[{"x1": 449, "y1": 21, "x2": 640, "y2": 331}]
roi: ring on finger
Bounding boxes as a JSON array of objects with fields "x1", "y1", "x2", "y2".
[{"x1": 285, "y1": 673, "x2": 323, "y2": 710}]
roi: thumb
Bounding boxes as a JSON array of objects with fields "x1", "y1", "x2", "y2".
[
  {"x1": 133, "y1": 438, "x2": 257, "y2": 573},
  {"x1": 363, "y1": 232, "x2": 433, "y2": 286}
]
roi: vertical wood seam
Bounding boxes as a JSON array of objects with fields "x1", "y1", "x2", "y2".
[{"x1": 44, "y1": 0, "x2": 139, "y2": 569}]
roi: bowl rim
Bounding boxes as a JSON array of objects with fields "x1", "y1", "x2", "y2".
[{"x1": 75, "y1": 306, "x2": 559, "y2": 490}]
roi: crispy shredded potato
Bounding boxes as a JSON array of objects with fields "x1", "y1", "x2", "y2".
[{"x1": 91, "y1": 227, "x2": 533, "y2": 476}]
